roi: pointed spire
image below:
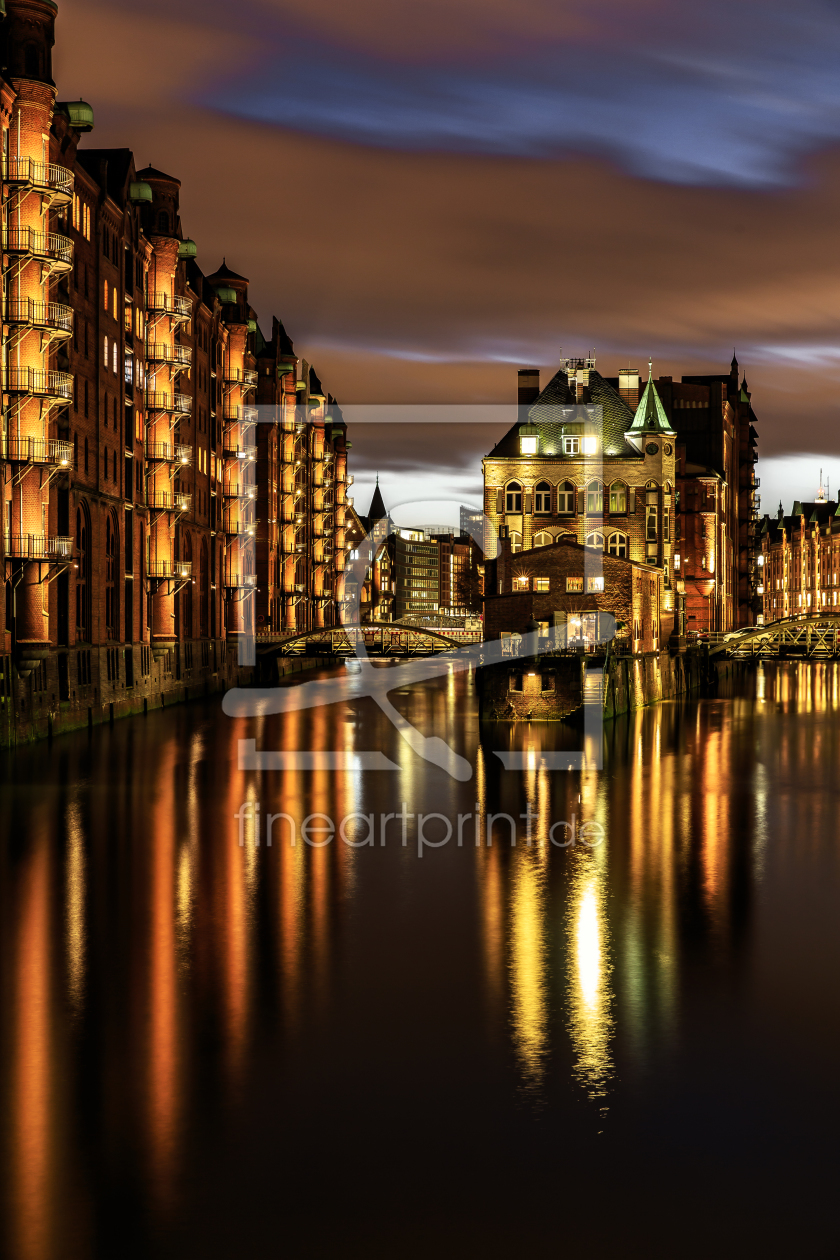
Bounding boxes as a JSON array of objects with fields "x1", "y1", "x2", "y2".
[
  {"x1": 731, "y1": 348, "x2": 738, "y2": 373},
  {"x1": 778, "y1": 501, "x2": 784, "y2": 519},
  {"x1": 627, "y1": 360, "x2": 676, "y2": 435}
]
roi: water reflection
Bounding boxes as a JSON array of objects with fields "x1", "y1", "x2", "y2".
[{"x1": 2, "y1": 661, "x2": 840, "y2": 1254}]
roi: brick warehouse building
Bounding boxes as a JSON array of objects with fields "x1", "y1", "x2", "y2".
[
  {"x1": 0, "y1": 0, "x2": 350, "y2": 744},
  {"x1": 483, "y1": 355, "x2": 760, "y2": 640},
  {"x1": 760, "y1": 496, "x2": 840, "y2": 622}
]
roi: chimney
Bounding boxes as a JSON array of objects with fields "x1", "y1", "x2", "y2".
[
  {"x1": 618, "y1": 368, "x2": 640, "y2": 408},
  {"x1": 518, "y1": 368, "x2": 540, "y2": 406}
]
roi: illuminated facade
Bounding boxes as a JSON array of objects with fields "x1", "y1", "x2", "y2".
[
  {"x1": 760, "y1": 497, "x2": 840, "y2": 621},
  {"x1": 0, "y1": 0, "x2": 351, "y2": 743},
  {"x1": 484, "y1": 355, "x2": 759, "y2": 641}
]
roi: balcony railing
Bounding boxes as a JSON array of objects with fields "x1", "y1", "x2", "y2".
[
  {"x1": 223, "y1": 520, "x2": 257, "y2": 536},
  {"x1": 223, "y1": 368, "x2": 258, "y2": 388},
  {"x1": 5, "y1": 299, "x2": 73, "y2": 336},
  {"x1": 146, "y1": 292, "x2": 192, "y2": 319},
  {"x1": 223, "y1": 444, "x2": 257, "y2": 461},
  {"x1": 3, "y1": 227, "x2": 73, "y2": 270},
  {"x1": 223, "y1": 484, "x2": 256, "y2": 499},
  {"x1": 147, "y1": 492, "x2": 191, "y2": 512},
  {"x1": 5, "y1": 534, "x2": 73, "y2": 560},
  {"x1": 145, "y1": 442, "x2": 192, "y2": 465},
  {"x1": 145, "y1": 342, "x2": 192, "y2": 367},
  {"x1": 147, "y1": 560, "x2": 193, "y2": 579},
  {"x1": 2, "y1": 437, "x2": 72, "y2": 466},
  {"x1": 223, "y1": 403, "x2": 259, "y2": 424},
  {"x1": 225, "y1": 573, "x2": 257, "y2": 589},
  {"x1": 5, "y1": 367, "x2": 73, "y2": 400},
  {"x1": 3, "y1": 158, "x2": 74, "y2": 201},
  {"x1": 144, "y1": 390, "x2": 193, "y2": 414}
]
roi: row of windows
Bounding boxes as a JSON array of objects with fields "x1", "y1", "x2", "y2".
[
  {"x1": 509, "y1": 530, "x2": 630, "y2": 556},
  {"x1": 513, "y1": 575, "x2": 604, "y2": 594},
  {"x1": 504, "y1": 479, "x2": 669, "y2": 514}
]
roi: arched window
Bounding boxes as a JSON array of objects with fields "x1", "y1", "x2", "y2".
[
  {"x1": 607, "y1": 532, "x2": 628, "y2": 558},
  {"x1": 557, "y1": 480, "x2": 575, "y2": 514},
  {"x1": 24, "y1": 44, "x2": 39, "y2": 79},
  {"x1": 105, "y1": 511, "x2": 118, "y2": 639},
  {"x1": 534, "y1": 481, "x2": 551, "y2": 514},
  {"x1": 586, "y1": 481, "x2": 603, "y2": 513},
  {"x1": 200, "y1": 539, "x2": 209, "y2": 637},
  {"x1": 183, "y1": 532, "x2": 193, "y2": 638},
  {"x1": 505, "y1": 481, "x2": 522, "y2": 513},
  {"x1": 585, "y1": 532, "x2": 604, "y2": 549},
  {"x1": 533, "y1": 531, "x2": 553, "y2": 547},
  {"x1": 76, "y1": 504, "x2": 90, "y2": 638},
  {"x1": 510, "y1": 531, "x2": 523, "y2": 554},
  {"x1": 609, "y1": 481, "x2": 627, "y2": 514}
]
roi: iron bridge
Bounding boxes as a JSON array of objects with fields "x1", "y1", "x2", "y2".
[
  {"x1": 708, "y1": 613, "x2": 840, "y2": 659},
  {"x1": 255, "y1": 621, "x2": 482, "y2": 657}
]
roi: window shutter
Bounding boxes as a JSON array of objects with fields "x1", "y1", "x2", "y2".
[
  {"x1": 525, "y1": 493, "x2": 532, "y2": 515},
  {"x1": 496, "y1": 489, "x2": 504, "y2": 514}
]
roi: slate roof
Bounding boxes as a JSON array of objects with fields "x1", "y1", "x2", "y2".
[
  {"x1": 486, "y1": 368, "x2": 643, "y2": 460},
  {"x1": 367, "y1": 481, "x2": 387, "y2": 522}
]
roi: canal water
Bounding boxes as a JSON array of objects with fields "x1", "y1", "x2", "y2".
[{"x1": 1, "y1": 661, "x2": 839, "y2": 1258}]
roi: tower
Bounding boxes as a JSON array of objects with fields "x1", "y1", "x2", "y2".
[{"x1": 1, "y1": 0, "x2": 75, "y2": 675}]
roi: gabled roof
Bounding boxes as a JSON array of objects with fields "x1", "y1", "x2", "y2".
[
  {"x1": 628, "y1": 369, "x2": 676, "y2": 436},
  {"x1": 486, "y1": 367, "x2": 640, "y2": 459}
]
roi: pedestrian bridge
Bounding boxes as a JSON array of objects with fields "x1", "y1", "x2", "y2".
[
  {"x1": 255, "y1": 622, "x2": 483, "y2": 657},
  {"x1": 708, "y1": 613, "x2": 840, "y2": 658}
]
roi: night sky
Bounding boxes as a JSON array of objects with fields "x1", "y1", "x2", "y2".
[{"x1": 59, "y1": 0, "x2": 840, "y2": 518}]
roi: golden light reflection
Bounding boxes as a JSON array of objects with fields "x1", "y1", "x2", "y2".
[
  {"x1": 64, "y1": 806, "x2": 86, "y2": 1015},
  {"x1": 568, "y1": 855, "x2": 614, "y2": 1099},
  {"x1": 509, "y1": 849, "x2": 548, "y2": 1096}
]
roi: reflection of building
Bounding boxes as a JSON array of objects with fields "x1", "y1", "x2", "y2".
[
  {"x1": 760, "y1": 496, "x2": 839, "y2": 621},
  {"x1": 485, "y1": 534, "x2": 662, "y2": 653}
]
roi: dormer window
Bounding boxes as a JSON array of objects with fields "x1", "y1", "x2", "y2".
[
  {"x1": 563, "y1": 436, "x2": 580, "y2": 456},
  {"x1": 519, "y1": 425, "x2": 539, "y2": 455},
  {"x1": 582, "y1": 436, "x2": 598, "y2": 455}
]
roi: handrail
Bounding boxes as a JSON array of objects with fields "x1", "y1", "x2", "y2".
[
  {"x1": 5, "y1": 367, "x2": 73, "y2": 399},
  {"x1": 2, "y1": 437, "x2": 72, "y2": 465},
  {"x1": 3, "y1": 157, "x2": 73, "y2": 197},
  {"x1": 3, "y1": 227, "x2": 73, "y2": 267},
  {"x1": 148, "y1": 560, "x2": 193, "y2": 579},
  {"x1": 146, "y1": 292, "x2": 192, "y2": 318},
  {"x1": 5, "y1": 299, "x2": 73, "y2": 333},
  {"x1": 5, "y1": 534, "x2": 73, "y2": 559}
]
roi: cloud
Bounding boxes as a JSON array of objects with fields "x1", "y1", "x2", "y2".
[{"x1": 198, "y1": 0, "x2": 840, "y2": 187}]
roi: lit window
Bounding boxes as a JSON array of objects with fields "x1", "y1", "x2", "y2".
[
  {"x1": 103, "y1": 334, "x2": 108, "y2": 365},
  {"x1": 587, "y1": 576, "x2": 604, "y2": 592},
  {"x1": 674, "y1": 553, "x2": 681, "y2": 570},
  {"x1": 515, "y1": 576, "x2": 529, "y2": 589},
  {"x1": 533, "y1": 577, "x2": 549, "y2": 592},
  {"x1": 520, "y1": 434, "x2": 538, "y2": 455},
  {"x1": 113, "y1": 342, "x2": 118, "y2": 374},
  {"x1": 510, "y1": 532, "x2": 522, "y2": 554},
  {"x1": 558, "y1": 481, "x2": 575, "y2": 513},
  {"x1": 563, "y1": 436, "x2": 580, "y2": 456},
  {"x1": 609, "y1": 481, "x2": 627, "y2": 513},
  {"x1": 533, "y1": 532, "x2": 552, "y2": 547},
  {"x1": 607, "y1": 533, "x2": 627, "y2": 558},
  {"x1": 586, "y1": 481, "x2": 602, "y2": 513},
  {"x1": 585, "y1": 532, "x2": 604, "y2": 549},
  {"x1": 582, "y1": 436, "x2": 597, "y2": 455},
  {"x1": 103, "y1": 280, "x2": 108, "y2": 312},
  {"x1": 566, "y1": 576, "x2": 583, "y2": 592}
]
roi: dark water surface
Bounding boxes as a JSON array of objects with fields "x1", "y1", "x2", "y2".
[{"x1": 2, "y1": 661, "x2": 840, "y2": 1259}]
